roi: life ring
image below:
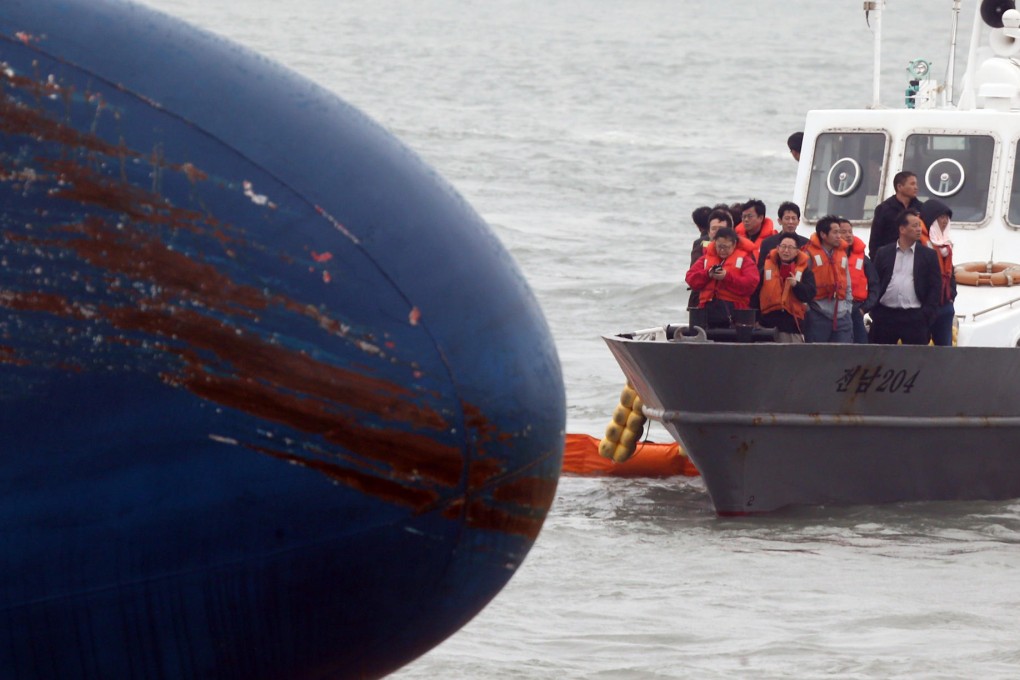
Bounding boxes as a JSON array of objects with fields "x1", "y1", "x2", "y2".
[{"x1": 954, "y1": 261, "x2": 1020, "y2": 287}]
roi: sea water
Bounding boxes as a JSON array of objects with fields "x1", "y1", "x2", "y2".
[{"x1": 138, "y1": 1, "x2": 1020, "y2": 676}]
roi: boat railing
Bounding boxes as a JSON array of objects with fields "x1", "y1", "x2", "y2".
[
  {"x1": 623, "y1": 326, "x2": 670, "y2": 342},
  {"x1": 962, "y1": 294, "x2": 1020, "y2": 320},
  {"x1": 617, "y1": 323, "x2": 776, "y2": 343}
]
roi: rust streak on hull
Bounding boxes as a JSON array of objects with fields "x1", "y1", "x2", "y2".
[
  {"x1": 249, "y1": 444, "x2": 441, "y2": 511},
  {"x1": 107, "y1": 306, "x2": 448, "y2": 432},
  {"x1": 182, "y1": 366, "x2": 463, "y2": 488}
]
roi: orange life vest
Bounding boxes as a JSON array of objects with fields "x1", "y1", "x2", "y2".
[
  {"x1": 759, "y1": 250, "x2": 810, "y2": 321},
  {"x1": 735, "y1": 217, "x2": 777, "y2": 260},
  {"x1": 803, "y1": 234, "x2": 849, "y2": 302},
  {"x1": 698, "y1": 242, "x2": 753, "y2": 308},
  {"x1": 846, "y1": 235, "x2": 869, "y2": 303}
]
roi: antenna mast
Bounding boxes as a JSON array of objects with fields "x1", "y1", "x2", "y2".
[
  {"x1": 946, "y1": 0, "x2": 962, "y2": 105},
  {"x1": 866, "y1": 1, "x2": 885, "y2": 108}
]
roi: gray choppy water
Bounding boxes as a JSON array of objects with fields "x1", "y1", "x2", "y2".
[{"x1": 140, "y1": 1, "x2": 1020, "y2": 676}]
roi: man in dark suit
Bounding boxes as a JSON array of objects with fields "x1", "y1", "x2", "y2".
[
  {"x1": 869, "y1": 208, "x2": 942, "y2": 345},
  {"x1": 869, "y1": 170, "x2": 922, "y2": 256}
]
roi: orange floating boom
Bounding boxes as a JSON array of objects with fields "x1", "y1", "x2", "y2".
[{"x1": 563, "y1": 434, "x2": 699, "y2": 478}]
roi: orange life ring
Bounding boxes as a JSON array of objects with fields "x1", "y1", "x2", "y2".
[{"x1": 954, "y1": 261, "x2": 1020, "y2": 287}]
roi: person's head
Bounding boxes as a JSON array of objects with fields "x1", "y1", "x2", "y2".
[
  {"x1": 775, "y1": 235, "x2": 801, "y2": 264},
  {"x1": 930, "y1": 205, "x2": 952, "y2": 231},
  {"x1": 741, "y1": 199, "x2": 766, "y2": 235},
  {"x1": 919, "y1": 200, "x2": 953, "y2": 239},
  {"x1": 691, "y1": 205, "x2": 712, "y2": 235},
  {"x1": 815, "y1": 215, "x2": 843, "y2": 248},
  {"x1": 728, "y1": 203, "x2": 744, "y2": 229},
  {"x1": 777, "y1": 201, "x2": 801, "y2": 233},
  {"x1": 706, "y1": 208, "x2": 733, "y2": 239},
  {"x1": 893, "y1": 171, "x2": 918, "y2": 200},
  {"x1": 712, "y1": 227, "x2": 738, "y2": 258},
  {"x1": 897, "y1": 208, "x2": 922, "y2": 245},
  {"x1": 787, "y1": 131, "x2": 803, "y2": 161},
  {"x1": 838, "y1": 219, "x2": 854, "y2": 246}
]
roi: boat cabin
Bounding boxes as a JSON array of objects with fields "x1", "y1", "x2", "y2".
[{"x1": 791, "y1": 1, "x2": 1020, "y2": 347}]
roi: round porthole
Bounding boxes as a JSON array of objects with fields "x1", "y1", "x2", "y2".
[
  {"x1": 826, "y1": 157, "x2": 862, "y2": 197},
  {"x1": 925, "y1": 158, "x2": 965, "y2": 197}
]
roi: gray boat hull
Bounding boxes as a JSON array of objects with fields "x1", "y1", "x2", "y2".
[{"x1": 604, "y1": 334, "x2": 1020, "y2": 514}]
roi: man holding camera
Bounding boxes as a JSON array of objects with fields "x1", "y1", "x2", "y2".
[{"x1": 685, "y1": 219, "x2": 760, "y2": 328}]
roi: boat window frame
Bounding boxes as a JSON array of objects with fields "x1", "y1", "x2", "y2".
[
  {"x1": 1003, "y1": 139, "x2": 1020, "y2": 230},
  {"x1": 901, "y1": 128, "x2": 998, "y2": 230},
  {"x1": 804, "y1": 128, "x2": 891, "y2": 227}
]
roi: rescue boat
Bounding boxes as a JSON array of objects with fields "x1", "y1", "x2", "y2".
[{"x1": 605, "y1": 0, "x2": 1020, "y2": 514}]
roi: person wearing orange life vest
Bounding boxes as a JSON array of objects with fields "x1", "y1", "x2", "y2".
[
  {"x1": 838, "y1": 218, "x2": 879, "y2": 344},
  {"x1": 758, "y1": 201, "x2": 809, "y2": 268},
  {"x1": 919, "y1": 198, "x2": 957, "y2": 346},
  {"x1": 687, "y1": 208, "x2": 743, "y2": 310},
  {"x1": 758, "y1": 235, "x2": 816, "y2": 343},
  {"x1": 754, "y1": 201, "x2": 809, "y2": 313},
  {"x1": 734, "y1": 198, "x2": 777, "y2": 261},
  {"x1": 685, "y1": 224, "x2": 760, "y2": 328},
  {"x1": 801, "y1": 215, "x2": 853, "y2": 343}
]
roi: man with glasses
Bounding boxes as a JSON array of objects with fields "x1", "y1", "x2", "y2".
[
  {"x1": 735, "y1": 198, "x2": 776, "y2": 261},
  {"x1": 685, "y1": 224, "x2": 760, "y2": 328},
  {"x1": 759, "y1": 235, "x2": 816, "y2": 342}
]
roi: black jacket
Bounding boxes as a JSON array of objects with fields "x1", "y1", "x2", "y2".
[
  {"x1": 872, "y1": 240, "x2": 942, "y2": 322},
  {"x1": 687, "y1": 236, "x2": 707, "y2": 310},
  {"x1": 869, "y1": 194, "x2": 922, "y2": 256}
]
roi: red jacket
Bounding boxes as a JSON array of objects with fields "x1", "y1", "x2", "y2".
[{"x1": 685, "y1": 241, "x2": 760, "y2": 308}]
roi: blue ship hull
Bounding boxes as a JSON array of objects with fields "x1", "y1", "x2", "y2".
[{"x1": 0, "y1": 1, "x2": 564, "y2": 677}]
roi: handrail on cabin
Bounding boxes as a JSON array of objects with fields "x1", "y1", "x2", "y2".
[{"x1": 964, "y1": 294, "x2": 1020, "y2": 320}]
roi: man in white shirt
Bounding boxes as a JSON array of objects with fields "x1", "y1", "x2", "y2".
[{"x1": 868, "y1": 209, "x2": 942, "y2": 345}]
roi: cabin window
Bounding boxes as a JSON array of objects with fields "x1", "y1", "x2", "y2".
[
  {"x1": 805, "y1": 132, "x2": 887, "y2": 222},
  {"x1": 904, "y1": 134, "x2": 994, "y2": 223},
  {"x1": 1007, "y1": 142, "x2": 1020, "y2": 227}
]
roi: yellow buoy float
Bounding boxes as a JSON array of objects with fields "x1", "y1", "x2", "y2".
[{"x1": 598, "y1": 382, "x2": 647, "y2": 463}]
